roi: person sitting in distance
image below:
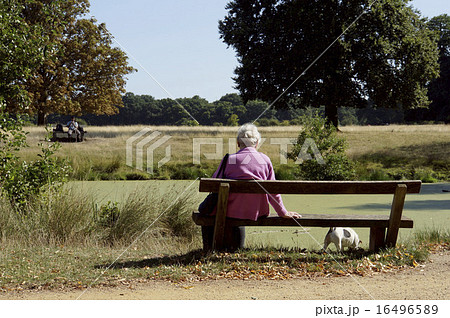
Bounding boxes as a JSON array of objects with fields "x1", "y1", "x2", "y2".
[
  {"x1": 203, "y1": 123, "x2": 301, "y2": 250},
  {"x1": 66, "y1": 116, "x2": 80, "y2": 139}
]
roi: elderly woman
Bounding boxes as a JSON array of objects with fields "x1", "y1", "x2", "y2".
[{"x1": 202, "y1": 123, "x2": 301, "y2": 250}]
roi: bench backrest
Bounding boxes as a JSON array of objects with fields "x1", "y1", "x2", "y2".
[{"x1": 199, "y1": 178, "x2": 422, "y2": 194}]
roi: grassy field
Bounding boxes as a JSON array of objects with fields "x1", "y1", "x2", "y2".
[{"x1": 19, "y1": 124, "x2": 450, "y2": 181}]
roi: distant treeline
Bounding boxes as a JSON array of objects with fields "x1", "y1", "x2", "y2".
[{"x1": 48, "y1": 92, "x2": 449, "y2": 126}]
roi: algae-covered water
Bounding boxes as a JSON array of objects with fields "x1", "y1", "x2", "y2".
[{"x1": 69, "y1": 180, "x2": 450, "y2": 250}]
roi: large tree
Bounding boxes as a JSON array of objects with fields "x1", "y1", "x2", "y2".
[
  {"x1": 426, "y1": 14, "x2": 450, "y2": 122},
  {"x1": 5, "y1": 0, "x2": 135, "y2": 125},
  {"x1": 0, "y1": 0, "x2": 57, "y2": 105},
  {"x1": 219, "y1": 0, "x2": 440, "y2": 127}
]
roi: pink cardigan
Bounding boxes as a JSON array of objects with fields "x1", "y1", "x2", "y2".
[{"x1": 212, "y1": 147, "x2": 289, "y2": 221}]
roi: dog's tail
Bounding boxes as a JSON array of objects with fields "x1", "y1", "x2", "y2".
[{"x1": 326, "y1": 227, "x2": 336, "y2": 235}]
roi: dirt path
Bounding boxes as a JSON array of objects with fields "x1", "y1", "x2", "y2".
[{"x1": 2, "y1": 251, "x2": 449, "y2": 300}]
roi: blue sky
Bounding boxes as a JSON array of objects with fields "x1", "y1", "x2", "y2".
[{"x1": 88, "y1": 0, "x2": 449, "y2": 102}]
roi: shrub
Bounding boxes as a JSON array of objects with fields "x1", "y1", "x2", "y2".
[
  {"x1": 274, "y1": 164, "x2": 297, "y2": 180},
  {"x1": 30, "y1": 188, "x2": 96, "y2": 244},
  {"x1": 0, "y1": 113, "x2": 70, "y2": 209},
  {"x1": 413, "y1": 168, "x2": 438, "y2": 183},
  {"x1": 338, "y1": 107, "x2": 359, "y2": 126},
  {"x1": 227, "y1": 114, "x2": 239, "y2": 126},
  {"x1": 155, "y1": 163, "x2": 214, "y2": 180},
  {"x1": 288, "y1": 111, "x2": 356, "y2": 180},
  {"x1": 98, "y1": 201, "x2": 120, "y2": 229},
  {"x1": 125, "y1": 172, "x2": 150, "y2": 180},
  {"x1": 356, "y1": 163, "x2": 391, "y2": 181},
  {"x1": 2, "y1": 142, "x2": 71, "y2": 208},
  {"x1": 256, "y1": 118, "x2": 281, "y2": 126}
]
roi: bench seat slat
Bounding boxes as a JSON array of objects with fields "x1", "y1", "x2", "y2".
[
  {"x1": 192, "y1": 212, "x2": 414, "y2": 228},
  {"x1": 199, "y1": 178, "x2": 422, "y2": 194}
]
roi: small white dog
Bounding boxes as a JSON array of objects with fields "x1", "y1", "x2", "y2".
[{"x1": 323, "y1": 227, "x2": 361, "y2": 252}]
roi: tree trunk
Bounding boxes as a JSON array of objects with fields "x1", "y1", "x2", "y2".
[
  {"x1": 325, "y1": 103, "x2": 339, "y2": 128},
  {"x1": 323, "y1": 74, "x2": 340, "y2": 129},
  {"x1": 37, "y1": 111, "x2": 47, "y2": 126}
]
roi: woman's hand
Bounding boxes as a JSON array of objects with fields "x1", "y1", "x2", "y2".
[{"x1": 282, "y1": 211, "x2": 302, "y2": 218}]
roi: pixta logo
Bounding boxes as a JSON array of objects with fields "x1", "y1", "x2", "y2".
[
  {"x1": 126, "y1": 128, "x2": 171, "y2": 174},
  {"x1": 192, "y1": 137, "x2": 324, "y2": 165},
  {"x1": 126, "y1": 129, "x2": 324, "y2": 174}
]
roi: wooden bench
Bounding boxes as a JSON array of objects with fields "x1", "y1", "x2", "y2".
[
  {"x1": 51, "y1": 125, "x2": 86, "y2": 142},
  {"x1": 192, "y1": 178, "x2": 421, "y2": 252}
]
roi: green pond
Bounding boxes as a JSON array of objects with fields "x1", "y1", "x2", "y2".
[{"x1": 70, "y1": 180, "x2": 450, "y2": 250}]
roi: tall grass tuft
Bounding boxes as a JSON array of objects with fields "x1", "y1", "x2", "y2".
[
  {"x1": 0, "y1": 188, "x2": 96, "y2": 246},
  {"x1": 100, "y1": 189, "x2": 156, "y2": 244},
  {"x1": 157, "y1": 186, "x2": 199, "y2": 240},
  {"x1": 413, "y1": 227, "x2": 450, "y2": 244},
  {"x1": 0, "y1": 183, "x2": 200, "y2": 248}
]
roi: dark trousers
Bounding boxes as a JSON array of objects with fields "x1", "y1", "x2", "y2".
[{"x1": 201, "y1": 225, "x2": 245, "y2": 252}]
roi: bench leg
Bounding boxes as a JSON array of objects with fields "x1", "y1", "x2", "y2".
[
  {"x1": 386, "y1": 184, "x2": 407, "y2": 248},
  {"x1": 204, "y1": 225, "x2": 245, "y2": 252},
  {"x1": 369, "y1": 227, "x2": 386, "y2": 252},
  {"x1": 212, "y1": 183, "x2": 230, "y2": 251},
  {"x1": 223, "y1": 225, "x2": 245, "y2": 251},
  {"x1": 201, "y1": 226, "x2": 214, "y2": 251}
]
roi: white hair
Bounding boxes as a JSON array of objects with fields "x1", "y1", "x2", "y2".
[{"x1": 237, "y1": 123, "x2": 261, "y2": 148}]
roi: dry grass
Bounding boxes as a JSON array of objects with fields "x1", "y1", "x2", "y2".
[
  {"x1": 341, "y1": 125, "x2": 450, "y2": 158},
  {"x1": 21, "y1": 125, "x2": 304, "y2": 166},
  {"x1": 19, "y1": 124, "x2": 450, "y2": 180}
]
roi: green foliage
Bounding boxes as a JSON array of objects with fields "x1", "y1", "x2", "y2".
[
  {"x1": 77, "y1": 93, "x2": 305, "y2": 126},
  {"x1": 338, "y1": 107, "x2": 359, "y2": 126},
  {"x1": 0, "y1": 108, "x2": 71, "y2": 209},
  {"x1": 426, "y1": 14, "x2": 450, "y2": 123},
  {"x1": 288, "y1": 111, "x2": 356, "y2": 180},
  {"x1": 61, "y1": 89, "x2": 446, "y2": 126},
  {"x1": 0, "y1": 104, "x2": 28, "y2": 155},
  {"x1": 125, "y1": 172, "x2": 150, "y2": 181},
  {"x1": 227, "y1": 114, "x2": 239, "y2": 126},
  {"x1": 2, "y1": 0, "x2": 135, "y2": 124},
  {"x1": 256, "y1": 118, "x2": 282, "y2": 126},
  {"x1": 1, "y1": 140, "x2": 71, "y2": 209},
  {"x1": 73, "y1": 92, "x2": 421, "y2": 127},
  {"x1": 177, "y1": 118, "x2": 199, "y2": 126},
  {"x1": 98, "y1": 201, "x2": 120, "y2": 229},
  {"x1": 274, "y1": 164, "x2": 297, "y2": 180},
  {"x1": 0, "y1": 0, "x2": 53, "y2": 104},
  {"x1": 157, "y1": 163, "x2": 214, "y2": 180},
  {"x1": 356, "y1": 163, "x2": 392, "y2": 181}
]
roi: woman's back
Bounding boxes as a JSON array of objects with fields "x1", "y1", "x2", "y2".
[{"x1": 212, "y1": 147, "x2": 288, "y2": 221}]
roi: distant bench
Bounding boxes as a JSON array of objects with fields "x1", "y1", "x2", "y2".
[
  {"x1": 51, "y1": 124, "x2": 86, "y2": 142},
  {"x1": 192, "y1": 178, "x2": 421, "y2": 252}
]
